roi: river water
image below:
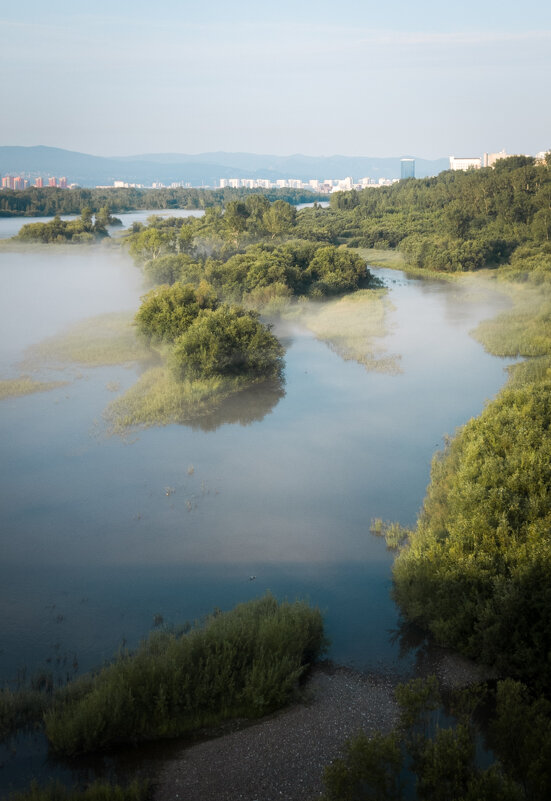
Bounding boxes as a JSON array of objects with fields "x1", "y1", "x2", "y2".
[{"x1": 0, "y1": 242, "x2": 513, "y2": 792}]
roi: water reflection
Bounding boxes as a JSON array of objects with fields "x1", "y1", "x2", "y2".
[{"x1": 185, "y1": 376, "x2": 285, "y2": 431}]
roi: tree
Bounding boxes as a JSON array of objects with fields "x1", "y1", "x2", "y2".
[
  {"x1": 263, "y1": 200, "x2": 297, "y2": 238},
  {"x1": 135, "y1": 281, "x2": 218, "y2": 344},
  {"x1": 170, "y1": 305, "x2": 284, "y2": 381},
  {"x1": 224, "y1": 200, "x2": 250, "y2": 244}
]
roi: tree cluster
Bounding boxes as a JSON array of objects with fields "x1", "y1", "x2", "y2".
[
  {"x1": 14, "y1": 206, "x2": 118, "y2": 243},
  {"x1": 127, "y1": 209, "x2": 374, "y2": 304},
  {"x1": 135, "y1": 281, "x2": 284, "y2": 383}
]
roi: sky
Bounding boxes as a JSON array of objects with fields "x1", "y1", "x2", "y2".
[{"x1": 2, "y1": 0, "x2": 550, "y2": 159}]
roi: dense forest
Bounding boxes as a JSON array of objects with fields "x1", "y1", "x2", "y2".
[
  {"x1": 0, "y1": 185, "x2": 322, "y2": 217},
  {"x1": 301, "y1": 154, "x2": 551, "y2": 277}
]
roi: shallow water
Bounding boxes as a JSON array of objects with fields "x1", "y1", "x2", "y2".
[
  {"x1": 0, "y1": 209, "x2": 204, "y2": 240},
  {"x1": 0, "y1": 249, "x2": 514, "y2": 791}
]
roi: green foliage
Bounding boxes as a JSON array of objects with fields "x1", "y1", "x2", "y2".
[
  {"x1": 392, "y1": 378, "x2": 551, "y2": 689},
  {"x1": 490, "y1": 679, "x2": 551, "y2": 799},
  {"x1": 0, "y1": 687, "x2": 52, "y2": 739},
  {"x1": 5, "y1": 780, "x2": 149, "y2": 801},
  {"x1": 0, "y1": 185, "x2": 321, "y2": 218},
  {"x1": 321, "y1": 678, "x2": 520, "y2": 801},
  {"x1": 14, "y1": 208, "x2": 110, "y2": 243},
  {"x1": 370, "y1": 519, "x2": 410, "y2": 550},
  {"x1": 134, "y1": 281, "x2": 218, "y2": 344},
  {"x1": 44, "y1": 594, "x2": 326, "y2": 755},
  {"x1": 322, "y1": 732, "x2": 403, "y2": 801},
  {"x1": 170, "y1": 305, "x2": 284, "y2": 381}
]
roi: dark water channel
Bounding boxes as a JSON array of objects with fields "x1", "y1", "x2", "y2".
[{"x1": 0, "y1": 247, "x2": 514, "y2": 792}]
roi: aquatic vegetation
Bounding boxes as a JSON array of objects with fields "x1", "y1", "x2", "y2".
[
  {"x1": 22, "y1": 313, "x2": 151, "y2": 368},
  {"x1": 473, "y1": 285, "x2": 551, "y2": 357},
  {"x1": 0, "y1": 376, "x2": 68, "y2": 400},
  {"x1": 105, "y1": 365, "x2": 248, "y2": 430},
  {"x1": 44, "y1": 594, "x2": 326, "y2": 754},
  {"x1": 370, "y1": 519, "x2": 411, "y2": 550},
  {"x1": 321, "y1": 677, "x2": 523, "y2": 801},
  {"x1": 0, "y1": 687, "x2": 52, "y2": 739},
  {"x1": 292, "y1": 290, "x2": 401, "y2": 374},
  {"x1": 6, "y1": 780, "x2": 149, "y2": 801}
]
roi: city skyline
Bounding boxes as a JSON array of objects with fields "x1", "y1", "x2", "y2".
[{"x1": 1, "y1": 0, "x2": 550, "y2": 160}]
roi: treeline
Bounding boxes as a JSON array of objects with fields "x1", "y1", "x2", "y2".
[
  {"x1": 0, "y1": 185, "x2": 322, "y2": 217},
  {"x1": 295, "y1": 155, "x2": 551, "y2": 276}
]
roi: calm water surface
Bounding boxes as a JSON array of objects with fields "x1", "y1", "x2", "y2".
[
  {"x1": 0, "y1": 209, "x2": 204, "y2": 239},
  {"x1": 0, "y1": 246, "x2": 513, "y2": 791}
]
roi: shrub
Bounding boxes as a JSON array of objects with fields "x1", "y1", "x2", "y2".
[{"x1": 44, "y1": 595, "x2": 326, "y2": 755}]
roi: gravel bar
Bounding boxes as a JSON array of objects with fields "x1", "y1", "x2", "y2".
[{"x1": 154, "y1": 664, "x2": 399, "y2": 801}]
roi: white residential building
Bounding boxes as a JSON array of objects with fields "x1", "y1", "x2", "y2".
[{"x1": 449, "y1": 156, "x2": 482, "y2": 171}]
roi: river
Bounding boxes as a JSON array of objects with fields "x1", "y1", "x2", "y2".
[{"x1": 0, "y1": 241, "x2": 513, "y2": 792}]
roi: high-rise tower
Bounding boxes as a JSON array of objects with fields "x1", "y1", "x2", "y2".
[{"x1": 400, "y1": 159, "x2": 415, "y2": 179}]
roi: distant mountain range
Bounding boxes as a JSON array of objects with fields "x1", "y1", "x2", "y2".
[{"x1": 0, "y1": 146, "x2": 449, "y2": 187}]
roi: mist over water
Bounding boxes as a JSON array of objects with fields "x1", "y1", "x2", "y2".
[{"x1": 0, "y1": 248, "x2": 516, "y2": 790}]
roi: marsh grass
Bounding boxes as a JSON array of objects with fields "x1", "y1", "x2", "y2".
[
  {"x1": 354, "y1": 248, "x2": 407, "y2": 270},
  {"x1": 0, "y1": 376, "x2": 68, "y2": 400},
  {"x1": 370, "y1": 519, "x2": 411, "y2": 551},
  {"x1": 291, "y1": 290, "x2": 401, "y2": 374},
  {"x1": 506, "y1": 356, "x2": 551, "y2": 388},
  {"x1": 44, "y1": 594, "x2": 326, "y2": 755},
  {"x1": 473, "y1": 295, "x2": 551, "y2": 357},
  {"x1": 6, "y1": 780, "x2": 149, "y2": 801},
  {"x1": 104, "y1": 365, "x2": 255, "y2": 431},
  {"x1": 353, "y1": 247, "x2": 463, "y2": 281},
  {"x1": 21, "y1": 313, "x2": 151, "y2": 369},
  {"x1": 0, "y1": 687, "x2": 52, "y2": 739}
]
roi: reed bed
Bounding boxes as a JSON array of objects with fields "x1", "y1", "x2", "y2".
[
  {"x1": 0, "y1": 376, "x2": 68, "y2": 400},
  {"x1": 44, "y1": 594, "x2": 326, "y2": 755}
]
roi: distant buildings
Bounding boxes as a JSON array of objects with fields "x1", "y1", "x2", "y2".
[
  {"x1": 449, "y1": 156, "x2": 482, "y2": 171},
  {"x1": 0, "y1": 175, "x2": 68, "y2": 189},
  {"x1": 400, "y1": 159, "x2": 415, "y2": 179},
  {"x1": 218, "y1": 176, "x2": 398, "y2": 192},
  {"x1": 483, "y1": 150, "x2": 508, "y2": 168}
]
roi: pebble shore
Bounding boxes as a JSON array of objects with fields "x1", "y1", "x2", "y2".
[{"x1": 154, "y1": 664, "x2": 399, "y2": 801}]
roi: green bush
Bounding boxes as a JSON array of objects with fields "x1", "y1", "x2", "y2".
[
  {"x1": 44, "y1": 595, "x2": 326, "y2": 755},
  {"x1": 134, "y1": 281, "x2": 218, "y2": 344},
  {"x1": 170, "y1": 305, "x2": 284, "y2": 381},
  {"x1": 392, "y1": 379, "x2": 551, "y2": 689}
]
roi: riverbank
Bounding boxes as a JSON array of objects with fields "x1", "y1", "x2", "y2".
[
  {"x1": 153, "y1": 648, "x2": 491, "y2": 801},
  {"x1": 153, "y1": 663, "x2": 398, "y2": 801}
]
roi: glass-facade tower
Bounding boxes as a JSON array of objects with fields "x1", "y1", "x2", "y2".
[{"x1": 400, "y1": 159, "x2": 415, "y2": 179}]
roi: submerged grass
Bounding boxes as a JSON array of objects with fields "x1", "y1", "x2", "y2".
[
  {"x1": 22, "y1": 313, "x2": 151, "y2": 369},
  {"x1": 44, "y1": 594, "x2": 326, "y2": 755},
  {"x1": 104, "y1": 365, "x2": 257, "y2": 431},
  {"x1": 0, "y1": 376, "x2": 68, "y2": 400},
  {"x1": 0, "y1": 687, "x2": 52, "y2": 739},
  {"x1": 473, "y1": 287, "x2": 551, "y2": 358},
  {"x1": 290, "y1": 289, "x2": 401, "y2": 374},
  {"x1": 6, "y1": 780, "x2": 149, "y2": 801},
  {"x1": 370, "y1": 518, "x2": 411, "y2": 551}
]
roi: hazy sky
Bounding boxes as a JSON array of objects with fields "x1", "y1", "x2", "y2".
[{"x1": 2, "y1": 0, "x2": 550, "y2": 158}]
